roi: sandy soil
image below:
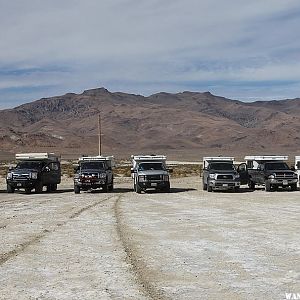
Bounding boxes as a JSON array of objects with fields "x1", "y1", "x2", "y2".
[{"x1": 0, "y1": 177, "x2": 299, "y2": 300}]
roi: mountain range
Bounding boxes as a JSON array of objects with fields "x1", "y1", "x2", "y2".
[{"x1": 0, "y1": 87, "x2": 300, "y2": 160}]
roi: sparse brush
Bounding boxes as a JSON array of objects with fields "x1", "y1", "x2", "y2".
[{"x1": 170, "y1": 165, "x2": 201, "y2": 178}]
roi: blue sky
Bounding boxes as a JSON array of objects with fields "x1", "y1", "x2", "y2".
[{"x1": 1, "y1": 0, "x2": 300, "y2": 108}]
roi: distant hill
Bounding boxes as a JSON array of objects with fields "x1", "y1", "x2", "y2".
[{"x1": 0, "y1": 87, "x2": 299, "y2": 160}]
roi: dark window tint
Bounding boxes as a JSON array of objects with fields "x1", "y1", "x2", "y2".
[
  {"x1": 138, "y1": 163, "x2": 165, "y2": 171},
  {"x1": 209, "y1": 163, "x2": 235, "y2": 171},
  {"x1": 16, "y1": 161, "x2": 44, "y2": 169},
  {"x1": 265, "y1": 162, "x2": 289, "y2": 170},
  {"x1": 81, "y1": 162, "x2": 105, "y2": 170}
]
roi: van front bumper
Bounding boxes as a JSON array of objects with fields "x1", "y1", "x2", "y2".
[
  {"x1": 137, "y1": 181, "x2": 169, "y2": 189},
  {"x1": 7, "y1": 179, "x2": 37, "y2": 189},
  {"x1": 209, "y1": 180, "x2": 240, "y2": 190}
]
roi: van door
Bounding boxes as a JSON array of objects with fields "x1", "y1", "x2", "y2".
[
  {"x1": 237, "y1": 163, "x2": 249, "y2": 185},
  {"x1": 44, "y1": 161, "x2": 61, "y2": 184}
]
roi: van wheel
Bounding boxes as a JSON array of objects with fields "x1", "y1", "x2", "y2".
[
  {"x1": 290, "y1": 183, "x2": 297, "y2": 191},
  {"x1": 234, "y1": 187, "x2": 240, "y2": 192},
  {"x1": 136, "y1": 184, "x2": 142, "y2": 194},
  {"x1": 207, "y1": 185, "x2": 213, "y2": 192},
  {"x1": 46, "y1": 185, "x2": 51, "y2": 192},
  {"x1": 74, "y1": 185, "x2": 80, "y2": 194},
  {"x1": 102, "y1": 184, "x2": 108, "y2": 192},
  {"x1": 265, "y1": 181, "x2": 271, "y2": 192},
  {"x1": 203, "y1": 182, "x2": 207, "y2": 190},
  {"x1": 163, "y1": 182, "x2": 170, "y2": 192},
  {"x1": 51, "y1": 184, "x2": 57, "y2": 191},
  {"x1": 25, "y1": 188, "x2": 31, "y2": 194},
  {"x1": 108, "y1": 179, "x2": 114, "y2": 191},
  {"x1": 248, "y1": 180, "x2": 255, "y2": 190},
  {"x1": 7, "y1": 184, "x2": 15, "y2": 193},
  {"x1": 35, "y1": 182, "x2": 43, "y2": 193}
]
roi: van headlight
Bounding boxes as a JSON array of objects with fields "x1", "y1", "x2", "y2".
[
  {"x1": 138, "y1": 175, "x2": 147, "y2": 182},
  {"x1": 163, "y1": 175, "x2": 169, "y2": 181},
  {"x1": 30, "y1": 172, "x2": 38, "y2": 179},
  {"x1": 7, "y1": 172, "x2": 13, "y2": 179},
  {"x1": 99, "y1": 173, "x2": 106, "y2": 178},
  {"x1": 233, "y1": 174, "x2": 240, "y2": 179},
  {"x1": 209, "y1": 174, "x2": 216, "y2": 179},
  {"x1": 268, "y1": 174, "x2": 275, "y2": 179}
]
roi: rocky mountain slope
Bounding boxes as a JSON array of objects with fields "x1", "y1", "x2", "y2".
[{"x1": 0, "y1": 88, "x2": 299, "y2": 160}]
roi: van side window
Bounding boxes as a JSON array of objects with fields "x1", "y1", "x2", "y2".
[
  {"x1": 247, "y1": 161, "x2": 253, "y2": 169},
  {"x1": 48, "y1": 162, "x2": 59, "y2": 171}
]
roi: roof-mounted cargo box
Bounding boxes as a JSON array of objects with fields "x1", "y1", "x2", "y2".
[
  {"x1": 79, "y1": 155, "x2": 115, "y2": 167},
  {"x1": 202, "y1": 157, "x2": 235, "y2": 169},
  {"x1": 15, "y1": 153, "x2": 60, "y2": 161},
  {"x1": 131, "y1": 155, "x2": 167, "y2": 169},
  {"x1": 131, "y1": 155, "x2": 167, "y2": 161},
  {"x1": 244, "y1": 155, "x2": 288, "y2": 169},
  {"x1": 244, "y1": 155, "x2": 288, "y2": 161}
]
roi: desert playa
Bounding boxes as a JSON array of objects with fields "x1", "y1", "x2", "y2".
[{"x1": 0, "y1": 176, "x2": 299, "y2": 299}]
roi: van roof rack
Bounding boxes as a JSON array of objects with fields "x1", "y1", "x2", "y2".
[
  {"x1": 244, "y1": 155, "x2": 288, "y2": 161},
  {"x1": 131, "y1": 155, "x2": 167, "y2": 161},
  {"x1": 15, "y1": 153, "x2": 59, "y2": 161},
  {"x1": 79, "y1": 155, "x2": 114, "y2": 162}
]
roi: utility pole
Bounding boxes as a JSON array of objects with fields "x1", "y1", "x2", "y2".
[{"x1": 98, "y1": 113, "x2": 102, "y2": 156}]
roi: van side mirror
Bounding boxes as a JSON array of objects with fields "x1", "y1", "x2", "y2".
[
  {"x1": 131, "y1": 168, "x2": 136, "y2": 173},
  {"x1": 290, "y1": 166, "x2": 296, "y2": 171},
  {"x1": 45, "y1": 166, "x2": 51, "y2": 172}
]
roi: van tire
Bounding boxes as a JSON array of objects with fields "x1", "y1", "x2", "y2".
[
  {"x1": 25, "y1": 188, "x2": 31, "y2": 194},
  {"x1": 265, "y1": 181, "x2": 271, "y2": 192},
  {"x1": 136, "y1": 183, "x2": 142, "y2": 194},
  {"x1": 248, "y1": 180, "x2": 255, "y2": 190},
  {"x1": 291, "y1": 183, "x2": 297, "y2": 191},
  {"x1": 74, "y1": 186, "x2": 80, "y2": 194},
  {"x1": 7, "y1": 184, "x2": 15, "y2": 193},
  {"x1": 35, "y1": 182, "x2": 43, "y2": 193}
]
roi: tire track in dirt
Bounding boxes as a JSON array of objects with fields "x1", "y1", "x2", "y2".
[
  {"x1": 0, "y1": 195, "x2": 115, "y2": 266},
  {"x1": 114, "y1": 195, "x2": 171, "y2": 300}
]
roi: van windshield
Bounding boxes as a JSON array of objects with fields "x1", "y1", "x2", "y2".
[
  {"x1": 209, "y1": 162, "x2": 235, "y2": 171},
  {"x1": 265, "y1": 162, "x2": 289, "y2": 170},
  {"x1": 81, "y1": 162, "x2": 105, "y2": 170},
  {"x1": 138, "y1": 162, "x2": 165, "y2": 171},
  {"x1": 16, "y1": 161, "x2": 44, "y2": 170}
]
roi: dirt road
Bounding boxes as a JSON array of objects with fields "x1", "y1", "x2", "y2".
[{"x1": 0, "y1": 177, "x2": 299, "y2": 300}]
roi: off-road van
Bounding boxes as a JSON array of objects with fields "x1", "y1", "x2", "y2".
[
  {"x1": 244, "y1": 155, "x2": 298, "y2": 191},
  {"x1": 6, "y1": 153, "x2": 61, "y2": 194},
  {"x1": 202, "y1": 157, "x2": 243, "y2": 192},
  {"x1": 73, "y1": 156, "x2": 114, "y2": 193},
  {"x1": 131, "y1": 155, "x2": 171, "y2": 193}
]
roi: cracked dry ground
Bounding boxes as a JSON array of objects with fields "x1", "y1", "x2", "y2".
[{"x1": 0, "y1": 177, "x2": 299, "y2": 300}]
